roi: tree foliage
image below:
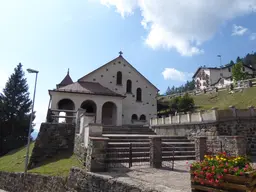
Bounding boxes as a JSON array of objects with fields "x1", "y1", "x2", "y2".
[
  {"x1": 232, "y1": 62, "x2": 248, "y2": 81},
  {"x1": 0, "y1": 63, "x2": 34, "y2": 156},
  {"x1": 169, "y1": 93, "x2": 195, "y2": 113},
  {"x1": 165, "y1": 80, "x2": 195, "y2": 95}
]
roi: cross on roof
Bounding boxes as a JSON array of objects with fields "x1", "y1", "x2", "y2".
[{"x1": 119, "y1": 51, "x2": 123, "y2": 56}]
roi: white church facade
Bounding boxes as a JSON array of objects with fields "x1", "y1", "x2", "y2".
[{"x1": 48, "y1": 53, "x2": 159, "y2": 126}]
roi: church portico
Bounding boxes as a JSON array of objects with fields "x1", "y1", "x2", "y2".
[{"x1": 49, "y1": 88, "x2": 124, "y2": 126}]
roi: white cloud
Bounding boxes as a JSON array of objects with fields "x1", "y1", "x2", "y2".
[
  {"x1": 231, "y1": 24, "x2": 248, "y2": 36},
  {"x1": 100, "y1": 0, "x2": 256, "y2": 56},
  {"x1": 250, "y1": 33, "x2": 256, "y2": 40},
  {"x1": 162, "y1": 68, "x2": 192, "y2": 82}
]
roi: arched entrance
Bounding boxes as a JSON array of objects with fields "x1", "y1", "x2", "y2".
[
  {"x1": 57, "y1": 99, "x2": 75, "y2": 123},
  {"x1": 102, "y1": 102, "x2": 117, "y2": 125},
  {"x1": 80, "y1": 100, "x2": 97, "y2": 124},
  {"x1": 80, "y1": 100, "x2": 97, "y2": 114}
]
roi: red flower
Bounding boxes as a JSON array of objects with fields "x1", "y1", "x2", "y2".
[
  {"x1": 224, "y1": 169, "x2": 228, "y2": 173},
  {"x1": 234, "y1": 167, "x2": 239, "y2": 172}
]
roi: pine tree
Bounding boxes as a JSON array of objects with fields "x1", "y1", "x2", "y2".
[
  {"x1": 165, "y1": 86, "x2": 171, "y2": 95},
  {"x1": 0, "y1": 63, "x2": 34, "y2": 155},
  {"x1": 230, "y1": 60, "x2": 235, "y2": 65},
  {"x1": 236, "y1": 57, "x2": 242, "y2": 63}
]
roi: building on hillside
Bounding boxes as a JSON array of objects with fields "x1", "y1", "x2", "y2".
[
  {"x1": 48, "y1": 52, "x2": 159, "y2": 126},
  {"x1": 193, "y1": 64, "x2": 255, "y2": 90}
]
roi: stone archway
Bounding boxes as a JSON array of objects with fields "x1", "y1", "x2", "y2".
[
  {"x1": 81, "y1": 100, "x2": 97, "y2": 114},
  {"x1": 57, "y1": 99, "x2": 75, "y2": 123},
  {"x1": 58, "y1": 99, "x2": 75, "y2": 110},
  {"x1": 102, "y1": 102, "x2": 117, "y2": 125}
]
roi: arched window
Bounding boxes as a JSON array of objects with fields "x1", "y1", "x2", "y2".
[
  {"x1": 136, "y1": 88, "x2": 142, "y2": 101},
  {"x1": 140, "y1": 114, "x2": 146, "y2": 121},
  {"x1": 126, "y1": 80, "x2": 132, "y2": 93},
  {"x1": 116, "y1": 71, "x2": 122, "y2": 85},
  {"x1": 131, "y1": 114, "x2": 138, "y2": 120}
]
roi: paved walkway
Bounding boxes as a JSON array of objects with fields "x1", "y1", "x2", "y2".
[{"x1": 100, "y1": 160, "x2": 193, "y2": 192}]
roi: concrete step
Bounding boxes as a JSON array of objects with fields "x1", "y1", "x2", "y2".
[
  {"x1": 162, "y1": 155, "x2": 195, "y2": 161},
  {"x1": 105, "y1": 135, "x2": 188, "y2": 139},
  {"x1": 107, "y1": 147, "x2": 150, "y2": 153},
  {"x1": 107, "y1": 146, "x2": 195, "y2": 152},
  {"x1": 106, "y1": 155, "x2": 195, "y2": 163},
  {"x1": 106, "y1": 151, "x2": 195, "y2": 158},
  {"x1": 106, "y1": 157, "x2": 149, "y2": 163},
  {"x1": 103, "y1": 132, "x2": 156, "y2": 135},
  {"x1": 107, "y1": 139, "x2": 191, "y2": 143},
  {"x1": 103, "y1": 129, "x2": 155, "y2": 132},
  {"x1": 108, "y1": 142, "x2": 195, "y2": 148},
  {"x1": 162, "y1": 146, "x2": 195, "y2": 151}
]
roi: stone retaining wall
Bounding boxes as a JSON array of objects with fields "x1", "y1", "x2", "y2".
[
  {"x1": 0, "y1": 168, "x2": 161, "y2": 192},
  {"x1": 152, "y1": 118, "x2": 256, "y2": 154},
  {"x1": 28, "y1": 123, "x2": 75, "y2": 169},
  {"x1": 0, "y1": 171, "x2": 67, "y2": 192}
]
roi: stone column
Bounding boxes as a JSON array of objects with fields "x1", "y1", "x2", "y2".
[
  {"x1": 195, "y1": 137, "x2": 207, "y2": 161},
  {"x1": 96, "y1": 103, "x2": 103, "y2": 124},
  {"x1": 116, "y1": 102, "x2": 122, "y2": 126},
  {"x1": 162, "y1": 116, "x2": 165, "y2": 124},
  {"x1": 233, "y1": 136, "x2": 246, "y2": 156},
  {"x1": 149, "y1": 136, "x2": 162, "y2": 168},
  {"x1": 248, "y1": 106, "x2": 255, "y2": 117},
  {"x1": 199, "y1": 110, "x2": 203, "y2": 122},
  {"x1": 177, "y1": 113, "x2": 181, "y2": 124},
  {"x1": 169, "y1": 114, "x2": 172, "y2": 124},
  {"x1": 211, "y1": 107, "x2": 218, "y2": 121},
  {"x1": 229, "y1": 105, "x2": 237, "y2": 118},
  {"x1": 85, "y1": 137, "x2": 109, "y2": 172},
  {"x1": 187, "y1": 112, "x2": 191, "y2": 123}
]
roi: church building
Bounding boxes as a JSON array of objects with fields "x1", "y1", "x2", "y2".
[{"x1": 48, "y1": 52, "x2": 159, "y2": 126}]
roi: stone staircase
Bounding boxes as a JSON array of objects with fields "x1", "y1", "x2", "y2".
[
  {"x1": 103, "y1": 125, "x2": 156, "y2": 135},
  {"x1": 105, "y1": 135, "x2": 195, "y2": 164}
]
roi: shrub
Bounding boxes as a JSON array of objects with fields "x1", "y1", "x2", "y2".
[{"x1": 190, "y1": 152, "x2": 253, "y2": 186}]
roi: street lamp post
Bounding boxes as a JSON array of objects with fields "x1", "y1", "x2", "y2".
[
  {"x1": 217, "y1": 54, "x2": 222, "y2": 77},
  {"x1": 24, "y1": 68, "x2": 39, "y2": 173}
]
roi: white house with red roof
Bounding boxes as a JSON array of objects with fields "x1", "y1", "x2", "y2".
[{"x1": 48, "y1": 52, "x2": 159, "y2": 126}]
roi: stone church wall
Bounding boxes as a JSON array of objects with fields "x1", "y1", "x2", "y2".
[
  {"x1": 79, "y1": 56, "x2": 158, "y2": 125},
  {"x1": 28, "y1": 123, "x2": 75, "y2": 169}
]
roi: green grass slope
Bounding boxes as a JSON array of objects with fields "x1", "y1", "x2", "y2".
[
  {"x1": 0, "y1": 143, "x2": 83, "y2": 176},
  {"x1": 192, "y1": 87, "x2": 256, "y2": 110}
]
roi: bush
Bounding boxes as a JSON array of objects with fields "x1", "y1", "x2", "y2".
[
  {"x1": 169, "y1": 93, "x2": 194, "y2": 113},
  {"x1": 190, "y1": 152, "x2": 253, "y2": 186}
]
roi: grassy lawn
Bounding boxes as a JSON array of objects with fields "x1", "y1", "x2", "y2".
[
  {"x1": 0, "y1": 143, "x2": 83, "y2": 176},
  {"x1": 192, "y1": 87, "x2": 256, "y2": 110},
  {"x1": 159, "y1": 87, "x2": 256, "y2": 111}
]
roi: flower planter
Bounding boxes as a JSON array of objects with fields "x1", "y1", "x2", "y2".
[{"x1": 191, "y1": 169, "x2": 256, "y2": 192}]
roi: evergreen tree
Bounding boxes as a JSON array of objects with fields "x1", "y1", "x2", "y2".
[
  {"x1": 229, "y1": 60, "x2": 235, "y2": 65},
  {"x1": 0, "y1": 63, "x2": 34, "y2": 155},
  {"x1": 236, "y1": 57, "x2": 242, "y2": 63},
  {"x1": 165, "y1": 86, "x2": 171, "y2": 95}
]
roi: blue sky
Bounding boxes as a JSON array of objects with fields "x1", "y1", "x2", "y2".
[{"x1": 0, "y1": 0, "x2": 256, "y2": 133}]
